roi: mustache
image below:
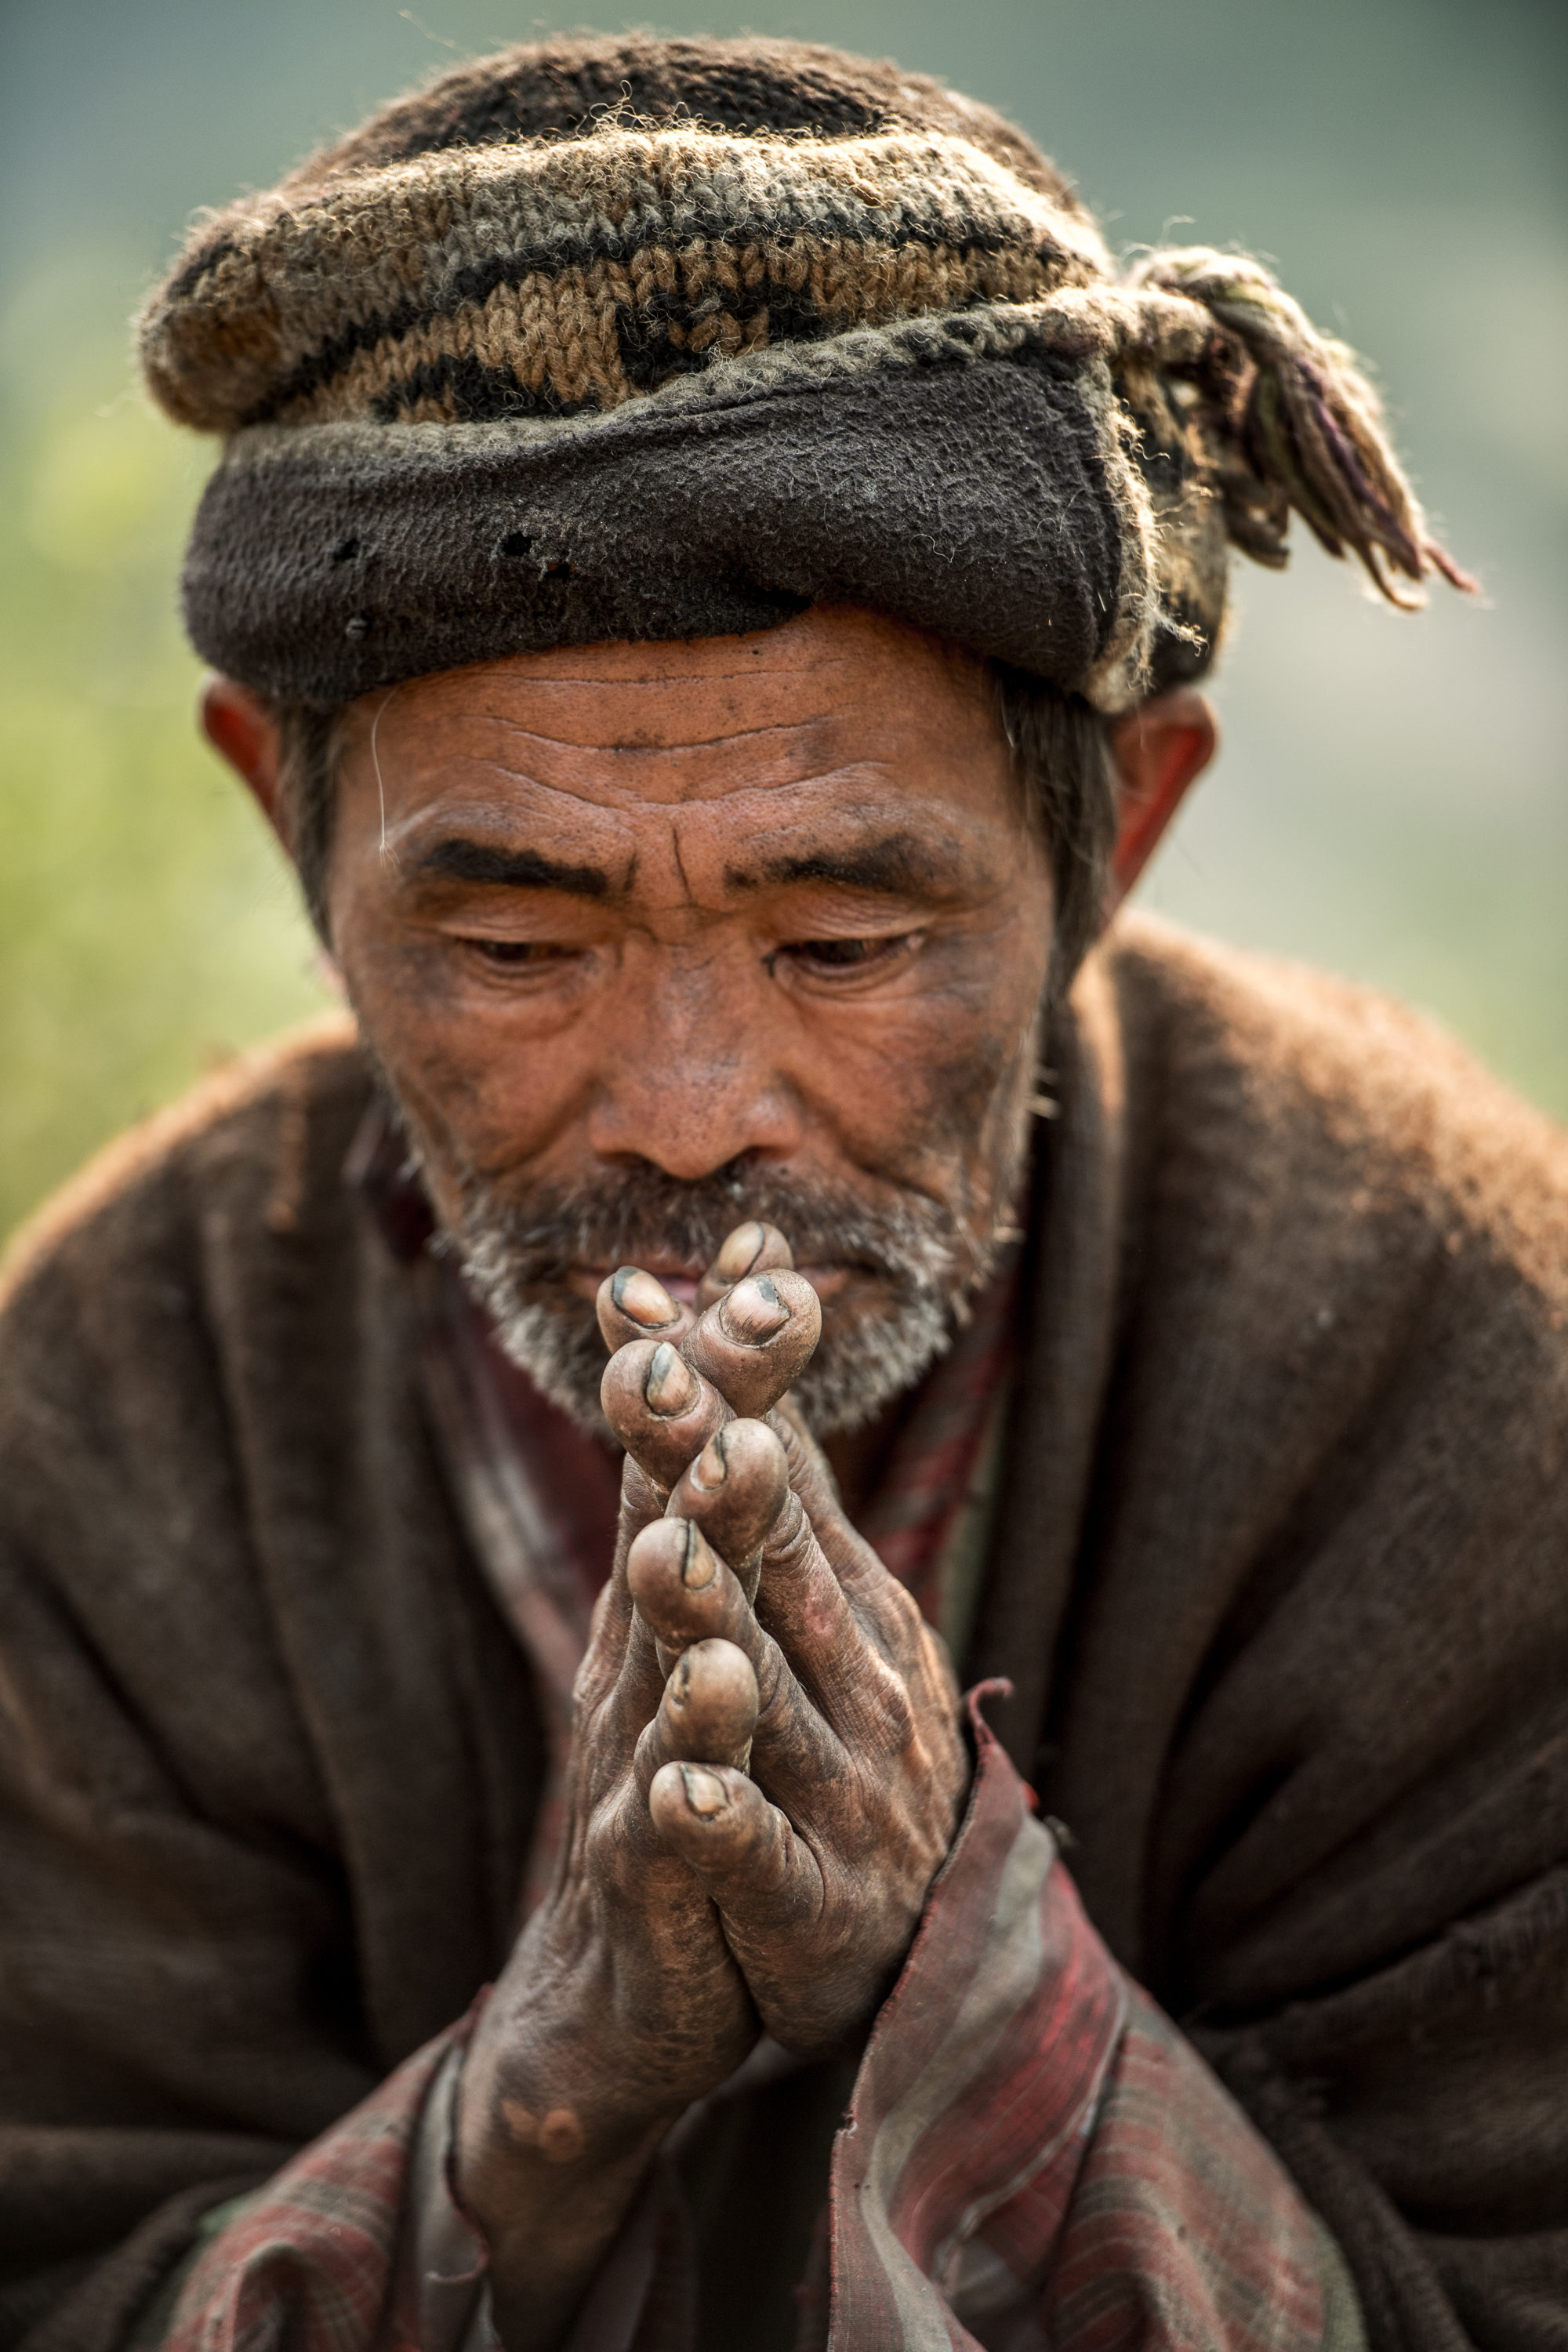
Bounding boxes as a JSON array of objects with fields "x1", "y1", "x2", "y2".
[
  {"x1": 446, "y1": 1158, "x2": 989, "y2": 1436},
  {"x1": 445, "y1": 1160, "x2": 975, "y2": 1297}
]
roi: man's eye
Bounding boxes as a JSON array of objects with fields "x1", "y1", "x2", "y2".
[
  {"x1": 782, "y1": 935, "x2": 915, "y2": 972},
  {"x1": 466, "y1": 938, "x2": 576, "y2": 966}
]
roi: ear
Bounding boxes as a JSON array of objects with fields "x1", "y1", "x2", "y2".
[
  {"x1": 200, "y1": 674, "x2": 290, "y2": 852},
  {"x1": 1106, "y1": 688, "x2": 1218, "y2": 909}
]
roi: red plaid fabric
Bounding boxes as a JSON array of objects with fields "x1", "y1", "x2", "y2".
[
  {"x1": 820, "y1": 1699, "x2": 1327, "y2": 2352},
  {"x1": 855, "y1": 1252, "x2": 1020, "y2": 1630},
  {"x1": 157, "y1": 2017, "x2": 472, "y2": 2352}
]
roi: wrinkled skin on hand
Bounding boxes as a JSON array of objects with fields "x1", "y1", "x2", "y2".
[
  {"x1": 601, "y1": 1228, "x2": 970, "y2": 2055},
  {"x1": 458, "y1": 1221, "x2": 968, "y2": 2344}
]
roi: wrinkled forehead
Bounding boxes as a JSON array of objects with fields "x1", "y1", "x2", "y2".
[{"x1": 341, "y1": 608, "x2": 1006, "y2": 816}]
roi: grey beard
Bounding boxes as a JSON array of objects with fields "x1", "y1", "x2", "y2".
[{"x1": 446, "y1": 1162, "x2": 1014, "y2": 1436}]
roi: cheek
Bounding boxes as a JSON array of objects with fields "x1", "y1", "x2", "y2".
[
  {"x1": 822, "y1": 916, "x2": 1047, "y2": 1176},
  {"x1": 922, "y1": 1025, "x2": 1018, "y2": 1142},
  {"x1": 337, "y1": 928, "x2": 459, "y2": 1087},
  {"x1": 333, "y1": 925, "x2": 566, "y2": 1174},
  {"x1": 895, "y1": 1012, "x2": 1036, "y2": 1219}
]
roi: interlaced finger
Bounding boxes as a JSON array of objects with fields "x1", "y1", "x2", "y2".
[
  {"x1": 663, "y1": 1418, "x2": 788, "y2": 1605},
  {"x1": 694, "y1": 1221, "x2": 796, "y2": 1313},
  {"x1": 746, "y1": 1482, "x2": 913, "y2": 1752},
  {"x1": 760, "y1": 1398, "x2": 943, "y2": 1693},
  {"x1": 770, "y1": 1398, "x2": 891, "y2": 1596},
  {"x1": 595, "y1": 1265, "x2": 697, "y2": 1356},
  {"x1": 601, "y1": 1336, "x2": 728, "y2": 1494},
  {"x1": 634, "y1": 1637, "x2": 759, "y2": 1782},
  {"x1": 647, "y1": 1760, "x2": 825, "y2": 1944},
  {"x1": 596, "y1": 1238, "x2": 815, "y2": 1509},
  {"x1": 681, "y1": 1272, "x2": 821, "y2": 1421},
  {"x1": 626, "y1": 1519, "x2": 843, "y2": 1805}
]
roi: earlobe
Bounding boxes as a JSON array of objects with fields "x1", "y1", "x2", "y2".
[
  {"x1": 1106, "y1": 688, "x2": 1218, "y2": 910},
  {"x1": 200, "y1": 674, "x2": 289, "y2": 845}
]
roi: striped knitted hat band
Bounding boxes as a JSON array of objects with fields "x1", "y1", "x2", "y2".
[{"x1": 139, "y1": 38, "x2": 1470, "y2": 713}]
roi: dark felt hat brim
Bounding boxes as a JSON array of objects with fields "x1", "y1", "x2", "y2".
[{"x1": 183, "y1": 346, "x2": 1127, "y2": 708}]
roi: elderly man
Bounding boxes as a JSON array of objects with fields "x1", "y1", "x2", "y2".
[{"x1": 2, "y1": 33, "x2": 1564, "y2": 2352}]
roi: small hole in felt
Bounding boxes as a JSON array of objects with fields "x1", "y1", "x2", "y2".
[
  {"x1": 332, "y1": 536, "x2": 361, "y2": 562},
  {"x1": 498, "y1": 531, "x2": 532, "y2": 560}
]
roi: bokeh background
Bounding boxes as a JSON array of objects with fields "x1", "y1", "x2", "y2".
[{"x1": 2, "y1": 0, "x2": 1563, "y2": 1240}]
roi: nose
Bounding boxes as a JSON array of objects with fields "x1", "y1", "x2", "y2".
[{"x1": 584, "y1": 944, "x2": 804, "y2": 1181}]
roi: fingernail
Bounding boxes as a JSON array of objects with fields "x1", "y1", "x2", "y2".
[
  {"x1": 689, "y1": 1429, "x2": 728, "y2": 1492},
  {"x1": 711, "y1": 1221, "x2": 767, "y2": 1285},
  {"x1": 718, "y1": 1274, "x2": 789, "y2": 1345},
  {"x1": 681, "y1": 1521, "x2": 717, "y2": 1589},
  {"x1": 612, "y1": 1266, "x2": 678, "y2": 1327},
  {"x1": 644, "y1": 1341, "x2": 698, "y2": 1416},
  {"x1": 681, "y1": 1764, "x2": 729, "y2": 1817}
]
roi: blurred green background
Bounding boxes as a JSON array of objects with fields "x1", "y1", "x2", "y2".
[{"x1": 2, "y1": 0, "x2": 1564, "y2": 1240}]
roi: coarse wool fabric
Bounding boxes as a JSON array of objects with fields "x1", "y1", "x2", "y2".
[
  {"x1": 1, "y1": 915, "x2": 1565, "y2": 2350},
  {"x1": 138, "y1": 35, "x2": 1468, "y2": 713}
]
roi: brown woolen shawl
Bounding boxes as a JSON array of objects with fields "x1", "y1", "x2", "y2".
[{"x1": 1, "y1": 916, "x2": 1566, "y2": 2350}]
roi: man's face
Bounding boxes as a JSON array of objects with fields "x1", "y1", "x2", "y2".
[{"x1": 325, "y1": 605, "x2": 1055, "y2": 1428}]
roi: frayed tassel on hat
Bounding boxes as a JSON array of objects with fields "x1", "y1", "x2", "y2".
[{"x1": 1127, "y1": 248, "x2": 1476, "y2": 606}]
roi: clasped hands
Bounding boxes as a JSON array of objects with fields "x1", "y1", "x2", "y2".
[{"x1": 458, "y1": 1221, "x2": 969, "y2": 2345}]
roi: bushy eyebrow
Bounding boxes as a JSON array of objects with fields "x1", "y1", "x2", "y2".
[
  {"x1": 724, "y1": 833, "x2": 948, "y2": 897},
  {"x1": 412, "y1": 839, "x2": 610, "y2": 897}
]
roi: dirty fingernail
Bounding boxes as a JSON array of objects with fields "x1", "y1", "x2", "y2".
[
  {"x1": 711, "y1": 1221, "x2": 767, "y2": 1285},
  {"x1": 681, "y1": 1522, "x2": 717, "y2": 1589},
  {"x1": 644, "y1": 1341, "x2": 698, "y2": 1415},
  {"x1": 718, "y1": 1274, "x2": 789, "y2": 1345},
  {"x1": 689, "y1": 1430, "x2": 729, "y2": 1492},
  {"x1": 681, "y1": 1764, "x2": 729, "y2": 1817},
  {"x1": 612, "y1": 1266, "x2": 678, "y2": 1327}
]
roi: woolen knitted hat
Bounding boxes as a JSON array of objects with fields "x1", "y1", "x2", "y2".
[{"x1": 139, "y1": 34, "x2": 1469, "y2": 713}]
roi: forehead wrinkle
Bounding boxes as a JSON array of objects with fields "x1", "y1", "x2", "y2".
[
  {"x1": 463, "y1": 708, "x2": 872, "y2": 761},
  {"x1": 372, "y1": 758, "x2": 991, "y2": 911},
  {"x1": 377, "y1": 764, "x2": 637, "y2": 847},
  {"x1": 379, "y1": 789, "x2": 638, "y2": 890},
  {"x1": 426, "y1": 747, "x2": 912, "y2": 820}
]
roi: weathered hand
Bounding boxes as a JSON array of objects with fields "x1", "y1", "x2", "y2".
[
  {"x1": 601, "y1": 1225, "x2": 970, "y2": 2058},
  {"x1": 456, "y1": 1254, "x2": 817, "y2": 2345},
  {"x1": 458, "y1": 1221, "x2": 967, "y2": 2347}
]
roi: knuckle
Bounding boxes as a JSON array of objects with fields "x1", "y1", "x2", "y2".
[
  {"x1": 762, "y1": 1488, "x2": 811, "y2": 1570},
  {"x1": 749, "y1": 1631, "x2": 795, "y2": 1722},
  {"x1": 620, "y1": 1458, "x2": 666, "y2": 1523},
  {"x1": 632, "y1": 1715, "x2": 671, "y2": 1784},
  {"x1": 878, "y1": 1680, "x2": 916, "y2": 1750}
]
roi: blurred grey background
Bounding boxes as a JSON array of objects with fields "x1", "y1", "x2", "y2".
[{"x1": 2, "y1": 0, "x2": 1563, "y2": 1238}]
